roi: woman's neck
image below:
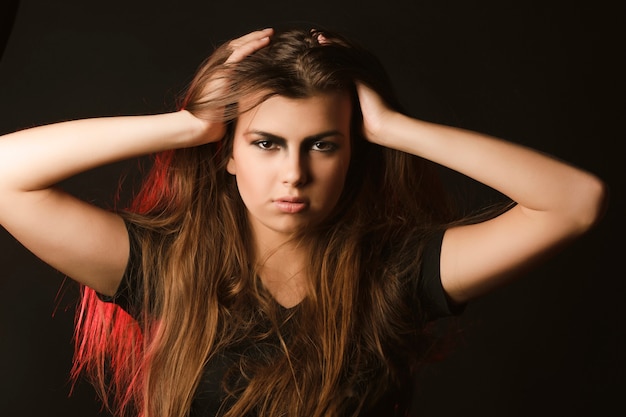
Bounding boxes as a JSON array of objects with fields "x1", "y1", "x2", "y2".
[{"x1": 255, "y1": 237, "x2": 309, "y2": 309}]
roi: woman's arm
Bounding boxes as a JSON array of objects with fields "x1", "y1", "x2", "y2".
[
  {"x1": 0, "y1": 111, "x2": 211, "y2": 296},
  {"x1": 0, "y1": 28, "x2": 273, "y2": 297},
  {"x1": 357, "y1": 83, "x2": 607, "y2": 304}
]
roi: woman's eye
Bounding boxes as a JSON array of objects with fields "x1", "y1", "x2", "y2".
[
  {"x1": 254, "y1": 140, "x2": 277, "y2": 150},
  {"x1": 311, "y1": 141, "x2": 337, "y2": 152}
]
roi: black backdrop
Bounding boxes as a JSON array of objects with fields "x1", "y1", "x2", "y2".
[{"x1": 0, "y1": 1, "x2": 623, "y2": 416}]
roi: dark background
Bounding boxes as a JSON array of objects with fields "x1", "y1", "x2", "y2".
[{"x1": 0, "y1": 0, "x2": 623, "y2": 416}]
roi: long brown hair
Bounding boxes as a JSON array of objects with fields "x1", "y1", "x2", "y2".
[{"x1": 72, "y1": 28, "x2": 468, "y2": 417}]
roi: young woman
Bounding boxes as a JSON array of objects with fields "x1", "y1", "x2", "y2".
[{"x1": 0, "y1": 27, "x2": 606, "y2": 417}]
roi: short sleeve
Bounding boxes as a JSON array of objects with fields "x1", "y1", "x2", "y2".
[
  {"x1": 417, "y1": 229, "x2": 465, "y2": 321},
  {"x1": 97, "y1": 219, "x2": 143, "y2": 319}
]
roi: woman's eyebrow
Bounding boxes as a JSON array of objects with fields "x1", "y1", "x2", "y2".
[{"x1": 245, "y1": 130, "x2": 345, "y2": 142}]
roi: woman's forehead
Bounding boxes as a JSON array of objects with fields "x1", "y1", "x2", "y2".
[
  {"x1": 238, "y1": 89, "x2": 352, "y2": 116},
  {"x1": 236, "y1": 92, "x2": 352, "y2": 133}
]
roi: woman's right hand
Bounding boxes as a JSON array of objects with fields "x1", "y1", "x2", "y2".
[{"x1": 186, "y1": 28, "x2": 274, "y2": 146}]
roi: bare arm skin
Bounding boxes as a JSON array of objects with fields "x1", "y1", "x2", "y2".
[
  {"x1": 357, "y1": 83, "x2": 607, "y2": 304},
  {"x1": 0, "y1": 111, "x2": 212, "y2": 296},
  {"x1": 0, "y1": 28, "x2": 273, "y2": 297}
]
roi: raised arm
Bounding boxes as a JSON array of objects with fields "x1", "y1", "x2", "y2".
[
  {"x1": 0, "y1": 111, "x2": 214, "y2": 295},
  {"x1": 356, "y1": 83, "x2": 607, "y2": 304},
  {"x1": 0, "y1": 28, "x2": 274, "y2": 296}
]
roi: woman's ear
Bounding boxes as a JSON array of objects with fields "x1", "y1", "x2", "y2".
[{"x1": 227, "y1": 157, "x2": 236, "y2": 175}]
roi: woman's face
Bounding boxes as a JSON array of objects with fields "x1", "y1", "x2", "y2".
[{"x1": 228, "y1": 91, "x2": 352, "y2": 244}]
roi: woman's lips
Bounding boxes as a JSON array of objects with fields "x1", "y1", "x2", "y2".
[{"x1": 274, "y1": 197, "x2": 308, "y2": 213}]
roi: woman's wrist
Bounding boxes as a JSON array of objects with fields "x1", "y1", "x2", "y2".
[
  {"x1": 365, "y1": 111, "x2": 407, "y2": 148},
  {"x1": 176, "y1": 109, "x2": 225, "y2": 148}
]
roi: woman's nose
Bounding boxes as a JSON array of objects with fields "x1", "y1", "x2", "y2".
[{"x1": 282, "y1": 151, "x2": 309, "y2": 187}]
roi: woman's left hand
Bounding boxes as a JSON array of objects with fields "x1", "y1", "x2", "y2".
[{"x1": 355, "y1": 81, "x2": 397, "y2": 145}]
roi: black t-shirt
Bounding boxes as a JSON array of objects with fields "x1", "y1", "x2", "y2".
[{"x1": 99, "y1": 224, "x2": 458, "y2": 416}]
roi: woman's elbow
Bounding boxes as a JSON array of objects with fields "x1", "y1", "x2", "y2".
[{"x1": 569, "y1": 173, "x2": 608, "y2": 235}]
